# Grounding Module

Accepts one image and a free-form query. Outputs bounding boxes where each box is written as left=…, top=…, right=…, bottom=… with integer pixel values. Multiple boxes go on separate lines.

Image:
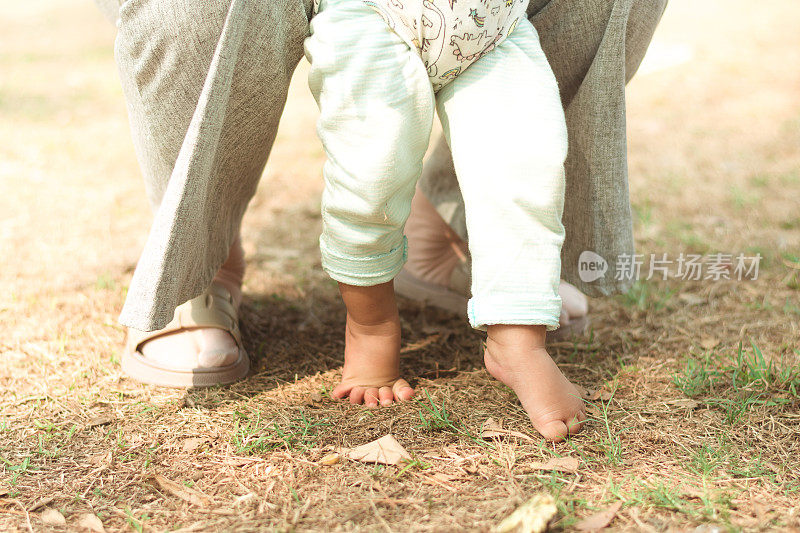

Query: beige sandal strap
left=127, top=282, right=242, bottom=352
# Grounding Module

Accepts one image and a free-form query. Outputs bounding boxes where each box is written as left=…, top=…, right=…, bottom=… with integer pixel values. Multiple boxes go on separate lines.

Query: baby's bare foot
left=332, top=312, right=414, bottom=407
left=484, top=325, right=585, bottom=441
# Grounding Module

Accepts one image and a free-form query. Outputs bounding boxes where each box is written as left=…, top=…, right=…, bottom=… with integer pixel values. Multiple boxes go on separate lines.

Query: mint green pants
left=305, top=0, right=567, bottom=330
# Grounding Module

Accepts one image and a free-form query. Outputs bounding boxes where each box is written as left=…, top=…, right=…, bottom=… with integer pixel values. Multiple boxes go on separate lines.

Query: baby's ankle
left=339, top=281, right=400, bottom=327
left=486, top=324, right=547, bottom=350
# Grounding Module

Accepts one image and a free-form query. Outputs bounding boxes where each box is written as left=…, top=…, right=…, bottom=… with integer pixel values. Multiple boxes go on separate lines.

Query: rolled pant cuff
left=320, top=235, right=408, bottom=286
left=468, top=294, right=562, bottom=331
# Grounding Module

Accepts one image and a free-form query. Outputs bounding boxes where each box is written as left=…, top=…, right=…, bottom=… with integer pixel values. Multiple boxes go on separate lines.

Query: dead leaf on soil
left=529, top=456, right=580, bottom=474
left=85, top=416, right=114, bottom=428
left=494, top=493, right=557, bottom=533
left=153, top=474, right=211, bottom=508
left=585, top=405, right=602, bottom=418
left=340, top=434, right=411, bottom=465
left=574, top=501, right=623, bottom=531
left=77, top=512, right=106, bottom=532
left=318, top=452, right=341, bottom=466
left=583, top=388, right=613, bottom=402
left=28, top=496, right=55, bottom=511
left=182, top=437, right=206, bottom=452
left=41, top=507, right=66, bottom=526
left=668, top=398, right=700, bottom=409
left=89, top=451, right=113, bottom=466
left=306, top=391, right=324, bottom=405
left=480, top=418, right=536, bottom=442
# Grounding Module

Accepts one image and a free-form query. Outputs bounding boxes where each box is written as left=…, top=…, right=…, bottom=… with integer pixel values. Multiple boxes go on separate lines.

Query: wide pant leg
left=418, top=0, right=668, bottom=297
left=436, top=19, right=567, bottom=330
left=112, top=0, right=311, bottom=331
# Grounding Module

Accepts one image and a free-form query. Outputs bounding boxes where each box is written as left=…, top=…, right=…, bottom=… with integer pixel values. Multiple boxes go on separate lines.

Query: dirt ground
left=1, top=0, right=799, bottom=531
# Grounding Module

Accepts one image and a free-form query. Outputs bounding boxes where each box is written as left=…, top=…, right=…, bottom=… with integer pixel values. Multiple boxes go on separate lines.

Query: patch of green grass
left=587, top=396, right=626, bottom=466
left=124, top=507, right=149, bottom=533
left=619, top=280, right=677, bottom=312
left=779, top=217, right=800, bottom=230
left=777, top=169, right=800, bottom=185
left=95, top=272, right=116, bottom=291
left=729, top=185, right=762, bottom=209
left=415, top=390, right=473, bottom=438
left=609, top=478, right=738, bottom=525
left=782, top=299, right=800, bottom=315
left=632, top=199, right=654, bottom=229
left=395, top=457, right=431, bottom=479
left=749, top=174, right=770, bottom=188
left=664, top=221, right=711, bottom=254
left=678, top=434, right=766, bottom=482
left=232, top=409, right=331, bottom=455
left=0, top=455, right=35, bottom=486
left=672, top=341, right=800, bottom=423
left=688, top=442, right=727, bottom=478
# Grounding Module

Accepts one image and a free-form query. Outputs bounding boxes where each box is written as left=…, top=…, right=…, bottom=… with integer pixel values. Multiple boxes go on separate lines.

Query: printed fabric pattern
left=314, top=0, right=529, bottom=91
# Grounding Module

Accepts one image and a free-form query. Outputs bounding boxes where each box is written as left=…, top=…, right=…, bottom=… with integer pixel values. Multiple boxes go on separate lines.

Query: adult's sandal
left=122, top=282, right=249, bottom=387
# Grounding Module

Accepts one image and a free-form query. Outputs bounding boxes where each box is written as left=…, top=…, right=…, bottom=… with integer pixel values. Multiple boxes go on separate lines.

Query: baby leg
left=436, top=19, right=585, bottom=440
left=305, top=0, right=435, bottom=405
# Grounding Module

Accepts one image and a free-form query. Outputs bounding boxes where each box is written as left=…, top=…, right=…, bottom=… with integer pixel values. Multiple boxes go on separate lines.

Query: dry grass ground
left=1, top=0, right=799, bottom=531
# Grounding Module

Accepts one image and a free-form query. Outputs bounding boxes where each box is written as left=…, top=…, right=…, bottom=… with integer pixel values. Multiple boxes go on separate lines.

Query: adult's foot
left=136, top=236, right=245, bottom=370
left=402, top=188, right=590, bottom=329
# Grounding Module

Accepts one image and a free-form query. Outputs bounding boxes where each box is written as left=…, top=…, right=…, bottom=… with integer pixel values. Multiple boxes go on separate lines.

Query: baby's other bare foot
left=484, top=325, right=585, bottom=441
left=332, top=283, right=415, bottom=407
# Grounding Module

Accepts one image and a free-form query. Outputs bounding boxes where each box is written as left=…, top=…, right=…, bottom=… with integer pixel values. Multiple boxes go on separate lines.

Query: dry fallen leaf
left=308, top=391, right=324, bottom=404
left=41, top=507, right=66, bottom=526
left=494, top=493, right=557, bottom=533
left=668, top=398, right=700, bottom=409
left=85, top=416, right=114, bottom=428
left=28, top=496, right=55, bottom=512
left=574, top=384, right=590, bottom=399
left=585, top=405, right=602, bottom=418
left=318, top=452, right=341, bottom=466
left=480, top=418, right=536, bottom=442
left=153, top=474, right=211, bottom=508
left=574, top=501, right=623, bottom=531
left=341, top=434, right=411, bottom=465
left=88, top=451, right=113, bottom=466
left=529, top=456, right=580, bottom=474
left=182, top=437, right=206, bottom=452
left=77, top=512, right=106, bottom=532
left=584, top=388, right=613, bottom=401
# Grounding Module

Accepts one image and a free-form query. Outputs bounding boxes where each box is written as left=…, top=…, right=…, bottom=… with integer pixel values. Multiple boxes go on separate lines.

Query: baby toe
left=348, top=386, right=366, bottom=404
left=378, top=387, right=394, bottom=406
left=537, top=419, right=571, bottom=442
left=392, top=379, right=415, bottom=401
left=364, top=388, right=380, bottom=407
